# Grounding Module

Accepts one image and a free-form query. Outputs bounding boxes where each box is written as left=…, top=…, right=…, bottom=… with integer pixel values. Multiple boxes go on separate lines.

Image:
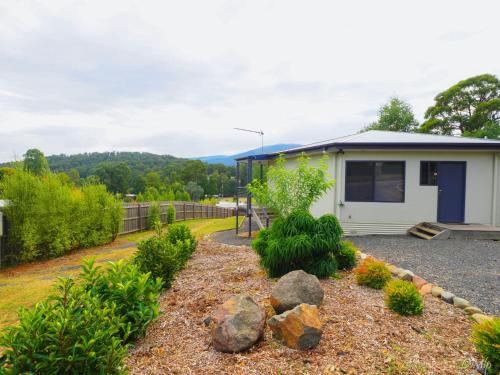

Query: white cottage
left=236, top=131, right=500, bottom=236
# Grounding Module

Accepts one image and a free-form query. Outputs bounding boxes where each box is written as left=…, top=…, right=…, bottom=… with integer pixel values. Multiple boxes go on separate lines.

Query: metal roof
left=235, top=130, right=500, bottom=161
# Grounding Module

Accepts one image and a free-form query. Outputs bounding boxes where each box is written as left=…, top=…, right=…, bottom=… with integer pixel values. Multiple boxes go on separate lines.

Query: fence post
left=183, top=202, right=186, bottom=220
left=137, top=203, right=142, bottom=231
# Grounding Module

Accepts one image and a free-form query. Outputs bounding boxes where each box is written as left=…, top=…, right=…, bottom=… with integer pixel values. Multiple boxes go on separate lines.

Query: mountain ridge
left=193, top=143, right=301, bottom=165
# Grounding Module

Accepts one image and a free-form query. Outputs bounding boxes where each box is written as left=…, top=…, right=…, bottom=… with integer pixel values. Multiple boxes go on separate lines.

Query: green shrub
left=252, top=228, right=270, bottom=258
left=147, top=201, right=161, bottom=229
left=252, top=210, right=341, bottom=278
left=80, top=259, right=162, bottom=341
left=134, top=225, right=197, bottom=287
left=134, top=235, right=180, bottom=288
left=335, top=241, right=358, bottom=270
left=384, top=279, right=424, bottom=316
left=167, top=203, right=176, bottom=224
left=354, top=257, right=392, bottom=289
left=472, top=317, right=500, bottom=375
left=0, top=278, right=128, bottom=374
left=167, top=224, right=197, bottom=250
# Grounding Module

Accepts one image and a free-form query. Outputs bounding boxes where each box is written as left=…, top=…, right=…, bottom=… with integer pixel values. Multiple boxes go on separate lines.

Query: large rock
left=440, top=291, right=455, bottom=304
left=211, top=294, right=265, bottom=353
left=270, top=270, right=324, bottom=314
left=453, top=297, right=471, bottom=309
left=267, top=303, right=322, bottom=350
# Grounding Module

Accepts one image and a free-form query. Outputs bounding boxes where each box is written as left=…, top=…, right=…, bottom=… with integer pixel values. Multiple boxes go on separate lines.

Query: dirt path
left=126, top=239, right=479, bottom=375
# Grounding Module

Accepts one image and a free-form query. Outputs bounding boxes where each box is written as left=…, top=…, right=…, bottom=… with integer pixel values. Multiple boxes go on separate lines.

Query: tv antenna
left=234, top=128, right=264, bottom=154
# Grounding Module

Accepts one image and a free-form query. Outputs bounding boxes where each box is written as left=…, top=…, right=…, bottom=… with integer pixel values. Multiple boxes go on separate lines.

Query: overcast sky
left=1, top=0, right=499, bottom=162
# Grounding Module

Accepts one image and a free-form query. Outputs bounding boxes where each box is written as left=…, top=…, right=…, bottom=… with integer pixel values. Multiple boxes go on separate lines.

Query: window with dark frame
left=420, top=161, right=438, bottom=186
left=345, top=161, right=405, bottom=202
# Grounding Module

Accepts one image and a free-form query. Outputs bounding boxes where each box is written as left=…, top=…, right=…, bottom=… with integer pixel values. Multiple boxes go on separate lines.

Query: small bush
left=252, top=210, right=340, bottom=278
left=134, top=235, right=180, bottom=288
left=384, top=279, right=424, bottom=316
left=147, top=201, right=161, bottom=229
left=167, top=203, right=176, bottom=224
left=135, top=224, right=197, bottom=287
left=471, top=317, right=500, bottom=375
left=335, top=241, right=358, bottom=270
left=252, top=228, right=270, bottom=258
left=0, top=278, right=128, bottom=374
left=354, top=257, right=392, bottom=289
left=167, top=224, right=197, bottom=250
left=80, top=259, right=162, bottom=341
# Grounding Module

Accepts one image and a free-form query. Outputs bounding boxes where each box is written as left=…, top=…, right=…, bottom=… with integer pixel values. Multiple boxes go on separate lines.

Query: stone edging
left=358, top=252, right=496, bottom=324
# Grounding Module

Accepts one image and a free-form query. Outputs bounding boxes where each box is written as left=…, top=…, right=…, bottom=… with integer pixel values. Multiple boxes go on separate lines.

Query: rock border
left=358, top=252, right=496, bottom=324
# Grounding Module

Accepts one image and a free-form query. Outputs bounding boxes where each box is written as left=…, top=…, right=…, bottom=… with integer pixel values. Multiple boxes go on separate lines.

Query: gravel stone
left=348, top=235, right=500, bottom=315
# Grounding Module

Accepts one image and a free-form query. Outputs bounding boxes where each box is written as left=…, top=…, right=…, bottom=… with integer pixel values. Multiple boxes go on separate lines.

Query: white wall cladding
left=286, top=150, right=500, bottom=234
left=341, top=222, right=413, bottom=236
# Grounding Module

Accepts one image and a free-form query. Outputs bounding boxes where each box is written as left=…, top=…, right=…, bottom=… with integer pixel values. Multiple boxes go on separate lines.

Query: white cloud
left=0, top=0, right=499, bottom=161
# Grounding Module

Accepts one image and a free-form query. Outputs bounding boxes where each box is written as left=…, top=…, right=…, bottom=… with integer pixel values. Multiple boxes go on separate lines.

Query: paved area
left=212, top=216, right=258, bottom=246
left=349, top=235, right=500, bottom=315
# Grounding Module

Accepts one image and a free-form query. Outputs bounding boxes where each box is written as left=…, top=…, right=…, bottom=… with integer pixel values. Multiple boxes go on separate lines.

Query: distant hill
left=46, top=152, right=185, bottom=178
left=193, top=144, right=301, bottom=166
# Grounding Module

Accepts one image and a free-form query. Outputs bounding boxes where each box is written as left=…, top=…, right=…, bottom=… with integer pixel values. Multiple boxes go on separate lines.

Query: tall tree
left=185, top=181, right=204, bottom=201
left=94, top=162, right=131, bottom=194
left=363, top=97, right=419, bottom=133
left=181, top=160, right=207, bottom=186
left=23, top=149, right=49, bottom=176
left=144, top=171, right=162, bottom=190
left=420, top=74, right=500, bottom=137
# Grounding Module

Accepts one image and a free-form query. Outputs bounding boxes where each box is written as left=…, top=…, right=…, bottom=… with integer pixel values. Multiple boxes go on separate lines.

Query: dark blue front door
left=437, top=162, right=466, bottom=223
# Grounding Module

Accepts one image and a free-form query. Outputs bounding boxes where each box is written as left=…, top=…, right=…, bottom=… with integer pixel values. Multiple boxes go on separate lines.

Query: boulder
left=268, top=303, right=322, bottom=350
left=453, top=297, right=471, bottom=309
left=440, top=291, right=455, bottom=304
left=398, top=270, right=414, bottom=281
left=464, top=306, right=483, bottom=315
left=211, top=294, right=265, bottom=353
left=419, top=283, right=433, bottom=295
left=270, top=270, right=324, bottom=314
left=412, top=275, right=428, bottom=289
left=431, top=286, right=444, bottom=297
left=386, top=264, right=403, bottom=276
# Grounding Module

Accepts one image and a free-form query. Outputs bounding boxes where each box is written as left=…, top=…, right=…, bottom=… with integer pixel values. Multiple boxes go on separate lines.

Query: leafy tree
left=363, top=97, right=418, bottom=133
left=68, top=168, right=80, bottom=185
left=185, top=181, right=204, bottom=201
left=420, top=74, right=500, bottom=137
left=94, top=162, right=131, bottom=194
left=23, top=149, right=49, bottom=176
left=145, top=171, right=162, bottom=190
left=130, top=174, right=146, bottom=194
left=181, top=160, right=207, bottom=185
left=248, top=153, right=334, bottom=217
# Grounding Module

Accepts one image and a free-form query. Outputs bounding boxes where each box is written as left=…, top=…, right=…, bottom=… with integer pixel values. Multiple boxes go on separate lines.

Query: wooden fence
left=120, top=201, right=235, bottom=235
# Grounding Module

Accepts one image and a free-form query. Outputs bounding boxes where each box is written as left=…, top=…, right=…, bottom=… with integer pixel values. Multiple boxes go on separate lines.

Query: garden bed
left=126, top=239, right=480, bottom=374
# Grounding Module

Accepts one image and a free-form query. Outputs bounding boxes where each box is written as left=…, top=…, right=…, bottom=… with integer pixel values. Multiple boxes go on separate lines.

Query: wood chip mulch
left=125, top=239, right=480, bottom=375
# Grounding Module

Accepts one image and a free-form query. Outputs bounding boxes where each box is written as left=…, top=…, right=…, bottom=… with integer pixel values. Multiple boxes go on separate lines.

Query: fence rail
left=120, top=201, right=234, bottom=235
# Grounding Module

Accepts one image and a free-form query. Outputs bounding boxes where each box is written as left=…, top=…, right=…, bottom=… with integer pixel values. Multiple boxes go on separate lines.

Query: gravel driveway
left=348, top=235, right=500, bottom=315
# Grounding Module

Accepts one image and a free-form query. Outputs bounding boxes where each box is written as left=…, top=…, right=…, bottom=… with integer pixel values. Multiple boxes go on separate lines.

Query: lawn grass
left=0, top=216, right=242, bottom=331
